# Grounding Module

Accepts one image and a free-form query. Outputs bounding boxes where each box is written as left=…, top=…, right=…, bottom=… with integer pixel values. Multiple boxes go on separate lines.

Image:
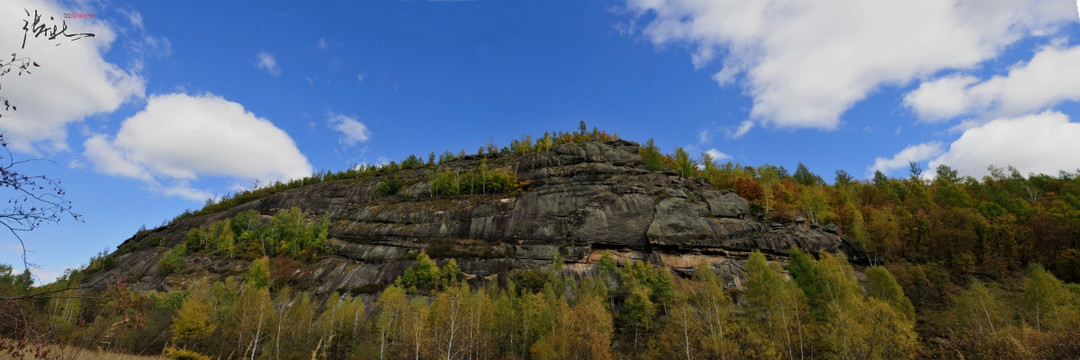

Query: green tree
left=787, top=248, right=826, bottom=320
left=245, top=256, right=270, bottom=289
left=429, top=283, right=470, bottom=360
left=793, top=163, right=825, bottom=186
left=834, top=170, right=854, bottom=187
left=799, top=185, right=830, bottom=224
left=158, top=245, right=187, bottom=275
left=400, top=252, right=442, bottom=293
left=674, top=147, right=694, bottom=177
left=640, top=138, right=667, bottom=172
left=315, top=292, right=367, bottom=359
left=866, top=266, right=915, bottom=321
left=1022, top=264, right=1080, bottom=331
left=375, top=284, right=407, bottom=359
left=376, top=175, right=404, bottom=197
left=951, top=280, right=1009, bottom=334
left=690, top=263, right=737, bottom=359
left=816, top=253, right=917, bottom=359
left=0, top=264, right=32, bottom=296
left=744, top=251, right=808, bottom=360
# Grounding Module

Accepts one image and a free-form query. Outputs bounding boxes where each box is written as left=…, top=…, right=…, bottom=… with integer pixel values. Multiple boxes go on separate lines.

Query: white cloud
left=732, top=120, right=753, bottom=138
left=114, top=8, right=171, bottom=73
left=928, top=111, right=1080, bottom=178
left=697, top=128, right=711, bottom=143
left=868, top=142, right=943, bottom=176
left=357, top=73, right=365, bottom=82
left=327, top=113, right=371, bottom=146
left=83, top=93, right=313, bottom=201
left=117, top=7, right=144, bottom=30
left=84, top=134, right=151, bottom=181
left=902, top=75, right=979, bottom=121
left=624, top=0, right=1076, bottom=130
left=2, top=243, right=23, bottom=254
left=906, top=44, right=1080, bottom=122
left=256, top=51, right=280, bottom=76
left=317, top=38, right=328, bottom=50
left=28, top=267, right=63, bottom=286
left=704, top=148, right=731, bottom=162
left=0, top=0, right=145, bottom=153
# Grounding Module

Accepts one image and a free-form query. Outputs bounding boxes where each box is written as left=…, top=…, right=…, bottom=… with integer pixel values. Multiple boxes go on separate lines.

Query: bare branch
left=0, top=52, right=82, bottom=271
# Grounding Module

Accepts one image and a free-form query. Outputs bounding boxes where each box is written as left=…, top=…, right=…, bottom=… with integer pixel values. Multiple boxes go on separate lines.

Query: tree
left=0, top=51, right=81, bottom=350
left=950, top=280, right=1008, bottom=335
left=866, top=266, right=915, bottom=321
left=793, top=163, right=824, bottom=186
left=0, top=264, right=31, bottom=296
left=834, top=170, right=854, bottom=187
left=430, top=283, right=469, bottom=360
left=744, top=251, right=808, bottom=360
left=674, top=147, right=694, bottom=177
left=640, top=138, right=667, bottom=172
left=787, top=248, right=826, bottom=320
left=1022, top=264, right=1079, bottom=331
left=690, top=263, right=736, bottom=359
left=533, top=293, right=613, bottom=360
left=815, top=253, right=917, bottom=359
left=908, top=161, right=923, bottom=180
left=171, top=287, right=217, bottom=349
left=0, top=52, right=80, bottom=269
left=375, top=284, right=408, bottom=359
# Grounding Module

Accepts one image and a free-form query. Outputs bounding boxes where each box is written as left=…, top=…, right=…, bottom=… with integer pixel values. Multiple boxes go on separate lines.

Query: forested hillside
left=3, top=125, right=1080, bottom=359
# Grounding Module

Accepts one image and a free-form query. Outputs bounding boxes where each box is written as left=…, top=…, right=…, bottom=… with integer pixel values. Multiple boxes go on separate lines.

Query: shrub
left=163, top=347, right=211, bottom=360
left=375, top=175, right=404, bottom=197
left=158, top=245, right=186, bottom=275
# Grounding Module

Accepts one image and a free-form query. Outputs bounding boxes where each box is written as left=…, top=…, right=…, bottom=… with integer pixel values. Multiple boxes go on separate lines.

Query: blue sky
left=2, top=0, right=1079, bottom=283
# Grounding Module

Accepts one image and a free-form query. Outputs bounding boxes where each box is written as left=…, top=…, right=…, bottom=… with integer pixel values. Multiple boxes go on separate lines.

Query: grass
left=1, top=342, right=166, bottom=360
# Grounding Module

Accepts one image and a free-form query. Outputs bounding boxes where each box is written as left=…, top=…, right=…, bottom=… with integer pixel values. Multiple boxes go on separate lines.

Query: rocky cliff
left=85, top=140, right=865, bottom=294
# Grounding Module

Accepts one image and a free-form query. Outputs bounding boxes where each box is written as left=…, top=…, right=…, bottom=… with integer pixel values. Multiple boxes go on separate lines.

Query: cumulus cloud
left=868, top=142, right=943, bottom=176
left=906, top=44, right=1080, bottom=122
left=256, top=51, right=280, bottom=76
left=83, top=93, right=313, bottom=200
left=624, top=0, right=1076, bottom=130
left=327, top=113, right=371, bottom=146
left=0, top=0, right=145, bottom=152
left=928, top=111, right=1080, bottom=178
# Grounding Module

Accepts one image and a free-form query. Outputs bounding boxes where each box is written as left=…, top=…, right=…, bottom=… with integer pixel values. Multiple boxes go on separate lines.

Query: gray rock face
left=91, top=140, right=865, bottom=294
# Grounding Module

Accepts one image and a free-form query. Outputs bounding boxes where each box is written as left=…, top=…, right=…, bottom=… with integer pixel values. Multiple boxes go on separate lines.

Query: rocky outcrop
left=87, top=140, right=865, bottom=294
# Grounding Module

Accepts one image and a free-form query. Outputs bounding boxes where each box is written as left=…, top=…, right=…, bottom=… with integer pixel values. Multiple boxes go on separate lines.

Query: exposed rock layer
left=88, top=140, right=865, bottom=294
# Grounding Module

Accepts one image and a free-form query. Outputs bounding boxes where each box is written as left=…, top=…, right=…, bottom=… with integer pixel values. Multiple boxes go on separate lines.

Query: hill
left=82, top=137, right=865, bottom=295
left=3, top=126, right=1080, bottom=359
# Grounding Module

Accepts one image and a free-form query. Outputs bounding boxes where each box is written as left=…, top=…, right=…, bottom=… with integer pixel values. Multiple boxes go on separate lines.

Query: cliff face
left=86, top=140, right=865, bottom=294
